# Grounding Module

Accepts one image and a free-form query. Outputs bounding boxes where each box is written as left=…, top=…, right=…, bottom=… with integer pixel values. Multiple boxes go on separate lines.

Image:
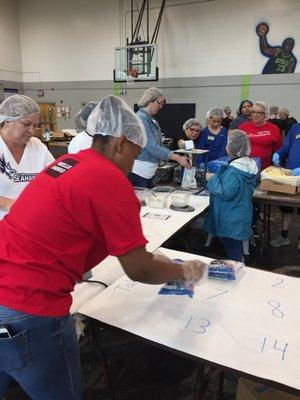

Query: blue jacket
left=277, top=123, right=300, bottom=169
left=136, top=108, right=172, bottom=163
left=204, top=158, right=258, bottom=241
left=195, top=127, right=227, bottom=164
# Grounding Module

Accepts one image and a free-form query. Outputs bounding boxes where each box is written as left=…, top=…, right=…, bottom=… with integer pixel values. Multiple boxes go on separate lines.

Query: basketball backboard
left=114, top=44, right=158, bottom=82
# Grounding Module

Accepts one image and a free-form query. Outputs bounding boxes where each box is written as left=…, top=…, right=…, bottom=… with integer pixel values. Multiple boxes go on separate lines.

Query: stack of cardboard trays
left=259, top=166, right=300, bottom=195
left=236, top=378, right=299, bottom=400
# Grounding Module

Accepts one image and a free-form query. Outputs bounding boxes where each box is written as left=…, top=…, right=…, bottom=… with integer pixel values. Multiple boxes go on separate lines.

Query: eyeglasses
left=251, top=111, right=265, bottom=115
left=188, top=127, right=200, bottom=133
left=155, top=99, right=165, bottom=106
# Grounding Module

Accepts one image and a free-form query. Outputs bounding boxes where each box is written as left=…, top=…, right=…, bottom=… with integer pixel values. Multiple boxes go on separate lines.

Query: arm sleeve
left=277, top=127, right=294, bottom=158
left=217, top=131, right=228, bottom=158
left=207, top=172, right=240, bottom=200
left=140, top=115, right=172, bottom=161
left=272, top=126, right=283, bottom=152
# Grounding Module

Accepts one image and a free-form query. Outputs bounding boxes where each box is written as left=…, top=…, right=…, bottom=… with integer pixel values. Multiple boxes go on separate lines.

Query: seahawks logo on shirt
left=0, top=154, right=36, bottom=183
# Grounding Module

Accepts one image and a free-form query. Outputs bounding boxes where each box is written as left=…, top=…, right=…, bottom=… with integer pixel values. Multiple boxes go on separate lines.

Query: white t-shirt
left=68, top=131, right=93, bottom=154
left=0, top=136, right=54, bottom=219
left=132, top=159, right=158, bottom=179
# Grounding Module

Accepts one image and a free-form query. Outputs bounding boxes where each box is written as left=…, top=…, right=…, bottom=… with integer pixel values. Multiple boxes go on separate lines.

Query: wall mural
left=256, top=22, right=297, bottom=74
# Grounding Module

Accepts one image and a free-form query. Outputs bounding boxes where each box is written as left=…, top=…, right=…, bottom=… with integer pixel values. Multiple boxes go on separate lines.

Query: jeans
left=221, top=237, right=244, bottom=262
left=128, top=172, right=153, bottom=188
left=0, top=305, right=81, bottom=400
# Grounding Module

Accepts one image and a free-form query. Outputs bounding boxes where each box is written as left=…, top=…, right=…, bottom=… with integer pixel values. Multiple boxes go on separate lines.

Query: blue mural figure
left=256, top=22, right=297, bottom=74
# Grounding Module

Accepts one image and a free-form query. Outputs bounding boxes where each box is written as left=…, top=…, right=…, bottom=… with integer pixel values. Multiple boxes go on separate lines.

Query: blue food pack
left=208, top=260, right=243, bottom=281
left=159, top=258, right=194, bottom=298
left=207, top=156, right=261, bottom=174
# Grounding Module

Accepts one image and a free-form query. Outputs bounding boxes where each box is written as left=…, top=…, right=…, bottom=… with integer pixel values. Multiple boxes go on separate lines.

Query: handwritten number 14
left=261, top=337, right=288, bottom=361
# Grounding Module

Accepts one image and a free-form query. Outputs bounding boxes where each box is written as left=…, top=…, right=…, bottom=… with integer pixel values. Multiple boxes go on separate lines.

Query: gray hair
left=0, top=94, right=40, bottom=124
left=183, top=118, right=201, bottom=130
left=253, top=101, right=267, bottom=113
left=279, top=107, right=289, bottom=116
left=269, top=105, right=279, bottom=115
left=87, top=95, right=147, bottom=148
left=138, top=87, right=165, bottom=107
left=227, top=129, right=251, bottom=158
left=75, top=101, right=98, bottom=132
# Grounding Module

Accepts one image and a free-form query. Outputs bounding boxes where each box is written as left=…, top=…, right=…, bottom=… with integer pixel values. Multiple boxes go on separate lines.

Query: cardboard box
left=236, top=378, right=300, bottom=400
left=259, top=179, right=300, bottom=195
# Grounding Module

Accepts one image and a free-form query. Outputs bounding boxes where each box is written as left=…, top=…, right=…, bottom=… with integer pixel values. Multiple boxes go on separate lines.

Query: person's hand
left=182, top=259, right=208, bottom=284
left=291, top=167, right=300, bottom=176
left=178, top=156, right=192, bottom=169
left=206, top=172, right=214, bottom=181
left=177, top=139, right=185, bottom=149
left=272, top=153, right=280, bottom=166
left=256, top=22, right=269, bottom=37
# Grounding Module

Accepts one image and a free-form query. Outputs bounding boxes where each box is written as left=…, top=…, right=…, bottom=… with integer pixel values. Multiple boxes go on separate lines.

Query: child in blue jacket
left=204, top=130, right=258, bottom=261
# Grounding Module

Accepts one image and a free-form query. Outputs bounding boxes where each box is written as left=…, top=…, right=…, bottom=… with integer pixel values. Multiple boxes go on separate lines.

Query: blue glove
left=272, top=153, right=280, bottom=166
left=291, top=167, right=300, bottom=176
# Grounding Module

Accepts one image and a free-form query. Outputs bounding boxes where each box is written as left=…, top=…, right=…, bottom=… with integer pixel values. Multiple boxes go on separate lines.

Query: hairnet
left=238, top=100, right=253, bottom=114
left=183, top=118, right=201, bottom=130
left=75, top=102, right=98, bottom=132
left=227, top=129, right=251, bottom=158
left=86, top=95, right=147, bottom=148
left=207, top=107, right=224, bottom=119
left=269, top=106, right=278, bottom=115
left=0, top=94, right=40, bottom=124
left=138, top=87, right=165, bottom=107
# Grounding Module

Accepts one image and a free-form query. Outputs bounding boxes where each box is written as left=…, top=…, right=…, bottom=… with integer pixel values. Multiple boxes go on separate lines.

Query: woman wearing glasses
left=239, top=101, right=282, bottom=170
left=176, top=118, right=201, bottom=149
left=128, top=87, right=190, bottom=188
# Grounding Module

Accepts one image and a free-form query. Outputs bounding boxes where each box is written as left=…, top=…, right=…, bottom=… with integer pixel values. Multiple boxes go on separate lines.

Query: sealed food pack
left=159, top=280, right=195, bottom=298
left=208, top=259, right=244, bottom=281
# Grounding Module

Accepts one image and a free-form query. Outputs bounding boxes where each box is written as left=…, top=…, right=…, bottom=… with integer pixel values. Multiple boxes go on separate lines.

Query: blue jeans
left=0, top=305, right=81, bottom=400
left=128, top=172, right=153, bottom=188
left=221, top=237, right=244, bottom=262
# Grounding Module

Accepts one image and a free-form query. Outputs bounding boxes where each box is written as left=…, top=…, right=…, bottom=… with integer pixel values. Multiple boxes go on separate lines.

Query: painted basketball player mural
left=256, top=22, right=297, bottom=74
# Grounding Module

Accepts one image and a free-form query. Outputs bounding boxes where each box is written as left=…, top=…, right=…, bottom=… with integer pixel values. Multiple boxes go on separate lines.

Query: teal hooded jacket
left=204, top=157, right=258, bottom=241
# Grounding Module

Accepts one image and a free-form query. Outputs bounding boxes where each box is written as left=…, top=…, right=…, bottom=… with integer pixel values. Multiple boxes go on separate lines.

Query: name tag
left=207, top=136, right=215, bottom=141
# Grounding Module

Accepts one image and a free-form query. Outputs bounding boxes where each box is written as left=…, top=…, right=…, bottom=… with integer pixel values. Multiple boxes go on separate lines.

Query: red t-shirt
left=0, top=149, right=147, bottom=316
left=239, top=121, right=282, bottom=170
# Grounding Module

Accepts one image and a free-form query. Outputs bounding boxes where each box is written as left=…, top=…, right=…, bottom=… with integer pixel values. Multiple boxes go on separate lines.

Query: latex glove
left=272, top=153, right=280, bottom=166
left=291, top=167, right=300, bottom=176
left=179, top=157, right=192, bottom=170
left=182, top=259, right=208, bottom=285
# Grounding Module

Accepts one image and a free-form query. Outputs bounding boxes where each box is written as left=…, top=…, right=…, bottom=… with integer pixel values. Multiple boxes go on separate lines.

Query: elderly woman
left=0, top=94, right=54, bottom=219
left=68, top=101, right=98, bottom=153
left=176, top=118, right=201, bottom=149
left=196, top=107, right=228, bottom=164
left=239, top=101, right=282, bottom=170
left=128, top=87, right=190, bottom=188
left=229, top=100, right=253, bottom=130
left=205, top=130, right=258, bottom=261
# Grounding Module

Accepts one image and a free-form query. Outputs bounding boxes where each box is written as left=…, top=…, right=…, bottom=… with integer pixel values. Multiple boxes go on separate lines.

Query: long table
left=71, top=195, right=210, bottom=313
left=77, top=247, right=300, bottom=394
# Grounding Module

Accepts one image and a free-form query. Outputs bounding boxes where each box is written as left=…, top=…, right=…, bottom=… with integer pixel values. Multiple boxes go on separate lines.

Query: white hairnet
left=227, top=129, right=251, bottom=158
left=183, top=118, right=201, bottom=130
left=86, top=95, right=147, bottom=148
left=75, top=101, right=98, bottom=132
left=138, top=87, right=165, bottom=107
left=207, top=107, right=225, bottom=119
left=0, top=94, right=40, bottom=124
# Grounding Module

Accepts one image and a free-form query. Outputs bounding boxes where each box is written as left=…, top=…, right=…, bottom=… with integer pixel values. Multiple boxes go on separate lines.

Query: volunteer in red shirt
left=239, top=101, right=282, bottom=170
left=0, top=95, right=207, bottom=400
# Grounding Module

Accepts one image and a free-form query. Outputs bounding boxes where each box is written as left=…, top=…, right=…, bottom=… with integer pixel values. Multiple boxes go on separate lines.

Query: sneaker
left=270, top=236, right=290, bottom=248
